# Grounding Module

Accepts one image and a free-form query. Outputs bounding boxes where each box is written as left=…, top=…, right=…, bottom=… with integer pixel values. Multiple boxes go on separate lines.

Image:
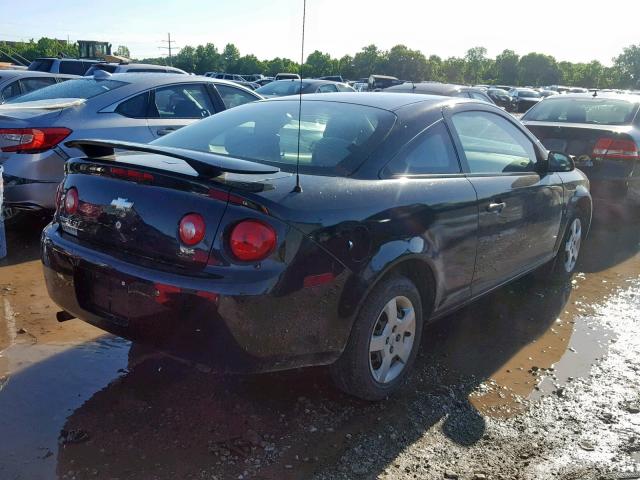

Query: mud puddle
left=0, top=217, right=638, bottom=479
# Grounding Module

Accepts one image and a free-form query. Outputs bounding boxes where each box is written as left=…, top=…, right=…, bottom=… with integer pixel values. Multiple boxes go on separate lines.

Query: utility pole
left=159, top=33, right=177, bottom=66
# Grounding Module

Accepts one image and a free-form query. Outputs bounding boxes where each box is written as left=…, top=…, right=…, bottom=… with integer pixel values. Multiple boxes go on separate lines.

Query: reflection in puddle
left=0, top=337, right=129, bottom=480
left=468, top=227, right=640, bottom=418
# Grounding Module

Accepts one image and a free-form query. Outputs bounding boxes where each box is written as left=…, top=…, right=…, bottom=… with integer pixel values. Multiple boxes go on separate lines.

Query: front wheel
left=330, top=276, right=423, bottom=401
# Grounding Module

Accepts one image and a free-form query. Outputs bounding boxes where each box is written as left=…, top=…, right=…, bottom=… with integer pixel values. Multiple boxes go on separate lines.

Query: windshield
left=523, top=98, right=639, bottom=125
left=152, top=99, right=396, bottom=176
left=6, top=78, right=126, bottom=104
left=518, top=90, right=540, bottom=98
left=255, top=81, right=305, bottom=97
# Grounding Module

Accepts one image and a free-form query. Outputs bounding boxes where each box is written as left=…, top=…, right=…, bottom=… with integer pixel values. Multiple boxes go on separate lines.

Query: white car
left=85, top=63, right=187, bottom=76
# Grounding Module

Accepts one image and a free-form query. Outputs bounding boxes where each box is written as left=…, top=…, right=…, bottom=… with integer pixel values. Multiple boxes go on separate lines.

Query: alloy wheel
left=564, top=218, right=582, bottom=273
left=369, top=295, right=416, bottom=384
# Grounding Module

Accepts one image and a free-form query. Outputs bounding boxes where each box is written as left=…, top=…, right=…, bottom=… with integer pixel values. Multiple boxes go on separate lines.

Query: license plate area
left=75, top=267, right=130, bottom=326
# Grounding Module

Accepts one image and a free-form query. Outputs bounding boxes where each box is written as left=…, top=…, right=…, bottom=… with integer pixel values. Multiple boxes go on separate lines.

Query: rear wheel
left=330, top=276, right=423, bottom=401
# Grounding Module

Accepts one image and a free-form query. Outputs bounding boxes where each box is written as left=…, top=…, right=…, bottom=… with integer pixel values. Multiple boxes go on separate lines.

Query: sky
left=0, top=0, right=638, bottom=66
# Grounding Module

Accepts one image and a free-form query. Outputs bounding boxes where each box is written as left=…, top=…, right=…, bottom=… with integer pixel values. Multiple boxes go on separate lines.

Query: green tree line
left=147, top=43, right=640, bottom=89
left=3, top=37, right=640, bottom=88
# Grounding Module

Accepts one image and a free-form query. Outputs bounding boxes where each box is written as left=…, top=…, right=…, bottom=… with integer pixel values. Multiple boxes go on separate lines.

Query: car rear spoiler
left=65, top=139, right=280, bottom=177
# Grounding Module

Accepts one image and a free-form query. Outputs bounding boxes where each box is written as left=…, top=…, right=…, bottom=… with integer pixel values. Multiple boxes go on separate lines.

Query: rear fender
left=338, top=241, right=440, bottom=325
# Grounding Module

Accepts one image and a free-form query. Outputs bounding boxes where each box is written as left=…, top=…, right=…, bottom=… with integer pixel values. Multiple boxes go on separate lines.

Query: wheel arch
left=339, top=253, right=438, bottom=326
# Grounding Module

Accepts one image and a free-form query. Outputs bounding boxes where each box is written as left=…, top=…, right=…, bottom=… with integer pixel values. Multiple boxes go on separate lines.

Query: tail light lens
left=0, top=128, right=72, bottom=154
left=592, top=137, right=639, bottom=160
left=63, top=187, right=79, bottom=215
left=229, top=220, right=277, bottom=262
left=179, top=213, right=206, bottom=246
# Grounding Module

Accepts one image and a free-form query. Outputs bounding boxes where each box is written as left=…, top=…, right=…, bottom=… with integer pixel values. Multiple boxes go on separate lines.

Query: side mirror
left=546, top=151, right=575, bottom=172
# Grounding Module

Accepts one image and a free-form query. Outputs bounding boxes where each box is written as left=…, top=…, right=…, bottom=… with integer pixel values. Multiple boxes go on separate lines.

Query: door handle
left=486, top=201, right=506, bottom=213
left=156, top=127, right=179, bottom=136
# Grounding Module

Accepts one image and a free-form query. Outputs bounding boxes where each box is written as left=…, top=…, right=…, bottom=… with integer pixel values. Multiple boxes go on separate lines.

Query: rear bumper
left=2, top=178, right=58, bottom=211
left=41, top=223, right=352, bottom=373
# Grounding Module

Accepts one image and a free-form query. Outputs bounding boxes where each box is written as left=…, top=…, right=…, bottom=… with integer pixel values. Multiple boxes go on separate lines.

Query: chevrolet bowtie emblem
left=110, top=198, right=133, bottom=210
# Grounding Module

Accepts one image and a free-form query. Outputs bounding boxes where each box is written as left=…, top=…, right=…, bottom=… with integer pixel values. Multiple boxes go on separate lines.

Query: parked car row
left=2, top=59, right=638, bottom=401
left=0, top=73, right=262, bottom=222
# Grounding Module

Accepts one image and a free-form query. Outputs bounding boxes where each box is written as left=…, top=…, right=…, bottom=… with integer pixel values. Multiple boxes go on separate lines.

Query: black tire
left=330, top=276, right=423, bottom=401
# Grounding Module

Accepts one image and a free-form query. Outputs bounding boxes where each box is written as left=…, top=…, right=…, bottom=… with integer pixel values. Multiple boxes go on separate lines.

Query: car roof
left=95, top=62, right=177, bottom=69
left=34, top=57, right=95, bottom=62
left=0, top=69, right=74, bottom=78
left=541, top=92, right=640, bottom=103
left=97, top=72, right=238, bottom=86
left=266, top=92, right=468, bottom=111
left=384, top=82, right=465, bottom=95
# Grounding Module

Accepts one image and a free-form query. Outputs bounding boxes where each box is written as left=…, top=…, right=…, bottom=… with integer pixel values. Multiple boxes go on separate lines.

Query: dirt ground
left=0, top=215, right=639, bottom=480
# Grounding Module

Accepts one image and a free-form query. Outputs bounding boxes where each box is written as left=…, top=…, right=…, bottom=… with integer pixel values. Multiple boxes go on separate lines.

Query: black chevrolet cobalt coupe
left=41, top=93, right=592, bottom=400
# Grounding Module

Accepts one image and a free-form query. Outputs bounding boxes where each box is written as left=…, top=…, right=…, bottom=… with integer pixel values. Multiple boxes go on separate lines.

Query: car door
left=146, top=83, right=218, bottom=139
left=380, top=120, right=478, bottom=312
left=446, top=106, right=563, bottom=295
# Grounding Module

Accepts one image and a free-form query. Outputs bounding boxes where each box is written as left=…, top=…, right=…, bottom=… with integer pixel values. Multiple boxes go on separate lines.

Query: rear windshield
left=523, top=98, right=640, bottom=125
left=255, top=81, right=306, bottom=97
left=6, top=78, right=126, bottom=104
left=152, top=100, right=396, bottom=176
left=28, top=59, right=54, bottom=72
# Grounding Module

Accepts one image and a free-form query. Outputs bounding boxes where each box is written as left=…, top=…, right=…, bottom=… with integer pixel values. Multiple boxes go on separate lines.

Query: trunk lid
left=59, top=156, right=233, bottom=272
left=524, top=121, right=637, bottom=177
left=0, top=98, right=82, bottom=124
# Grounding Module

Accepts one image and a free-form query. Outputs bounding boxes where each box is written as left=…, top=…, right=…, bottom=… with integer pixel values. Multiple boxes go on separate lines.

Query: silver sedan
left=0, top=73, right=261, bottom=222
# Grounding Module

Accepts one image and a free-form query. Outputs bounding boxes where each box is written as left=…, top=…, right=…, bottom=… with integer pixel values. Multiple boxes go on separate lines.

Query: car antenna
left=292, top=0, right=306, bottom=193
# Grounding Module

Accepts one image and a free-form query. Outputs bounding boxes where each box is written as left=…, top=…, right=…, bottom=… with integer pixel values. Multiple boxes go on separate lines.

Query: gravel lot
left=0, top=217, right=639, bottom=480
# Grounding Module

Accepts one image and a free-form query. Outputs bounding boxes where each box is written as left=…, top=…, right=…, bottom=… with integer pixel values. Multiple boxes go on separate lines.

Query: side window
left=151, top=84, right=214, bottom=118
left=20, top=77, right=56, bottom=94
left=384, top=121, right=460, bottom=176
left=1, top=81, right=22, bottom=102
left=59, top=61, right=87, bottom=75
left=215, top=84, right=257, bottom=109
left=115, top=92, right=150, bottom=118
left=317, top=84, right=338, bottom=93
left=451, top=111, right=537, bottom=174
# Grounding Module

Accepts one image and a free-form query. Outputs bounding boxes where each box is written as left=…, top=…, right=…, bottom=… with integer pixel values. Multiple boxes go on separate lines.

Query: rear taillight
left=63, top=187, right=79, bottom=215
left=0, top=128, right=71, bottom=154
left=179, top=213, right=206, bottom=246
left=229, top=220, right=277, bottom=262
left=592, top=137, right=639, bottom=160
left=109, top=167, right=154, bottom=183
